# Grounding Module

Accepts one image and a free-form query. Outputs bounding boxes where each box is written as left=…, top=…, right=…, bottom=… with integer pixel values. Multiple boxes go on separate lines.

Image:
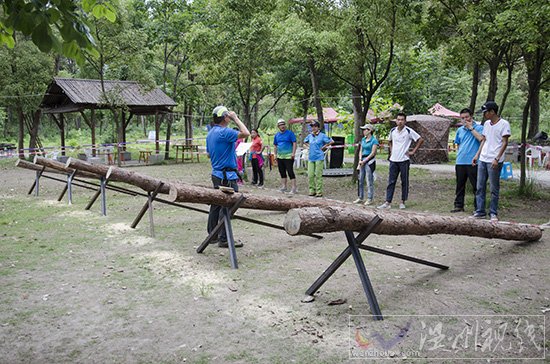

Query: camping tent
left=428, top=103, right=460, bottom=118
left=394, top=114, right=451, bottom=164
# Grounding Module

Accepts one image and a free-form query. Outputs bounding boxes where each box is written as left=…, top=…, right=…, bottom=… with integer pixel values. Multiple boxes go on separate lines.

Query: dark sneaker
left=257, top=183, right=264, bottom=187
left=315, top=193, right=323, bottom=198
left=218, top=240, right=244, bottom=248
left=490, top=214, right=499, bottom=222
left=470, top=212, right=486, bottom=219
left=450, top=207, right=464, bottom=213
left=308, top=192, right=316, bottom=196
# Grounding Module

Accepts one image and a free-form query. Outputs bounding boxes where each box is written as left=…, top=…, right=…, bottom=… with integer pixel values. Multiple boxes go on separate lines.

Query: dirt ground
left=0, top=159, right=548, bottom=363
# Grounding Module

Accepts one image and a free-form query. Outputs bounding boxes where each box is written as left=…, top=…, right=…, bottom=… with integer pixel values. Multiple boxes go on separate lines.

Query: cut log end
left=106, top=166, right=113, bottom=180
left=168, top=184, right=179, bottom=202
left=284, top=209, right=303, bottom=236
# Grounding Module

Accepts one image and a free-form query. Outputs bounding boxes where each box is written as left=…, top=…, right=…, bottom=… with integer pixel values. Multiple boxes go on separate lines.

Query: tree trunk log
left=16, top=159, right=66, bottom=176
left=168, top=182, right=337, bottom=211
left=33, top=157, right=103, bottom=179
left=65, top=158, right=171, bottom=194
left=284, top=206, right=542, bottom=242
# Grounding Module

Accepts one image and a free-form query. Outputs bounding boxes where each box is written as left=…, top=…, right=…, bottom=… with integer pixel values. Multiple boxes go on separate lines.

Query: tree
left=0, top=36, right=53, bottom=158
left=0, top=0, right=116, bottom=63
left=329, top=0, right=403, bottom=177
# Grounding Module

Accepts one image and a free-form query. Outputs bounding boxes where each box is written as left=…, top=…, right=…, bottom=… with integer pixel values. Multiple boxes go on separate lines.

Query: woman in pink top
left=249, top=129, right=265, bottom=187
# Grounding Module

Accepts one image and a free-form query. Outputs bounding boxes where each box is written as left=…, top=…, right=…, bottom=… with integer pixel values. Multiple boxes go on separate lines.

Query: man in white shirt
left=378, top=113, right=423, bottom=209
left=472, top=101, right=511, bottom=221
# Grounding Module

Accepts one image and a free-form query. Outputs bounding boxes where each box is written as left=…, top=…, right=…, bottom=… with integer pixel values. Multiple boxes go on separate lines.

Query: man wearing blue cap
left=206, top=106, right=250, bottom=247
left=472, top=101, right=511, bottom=222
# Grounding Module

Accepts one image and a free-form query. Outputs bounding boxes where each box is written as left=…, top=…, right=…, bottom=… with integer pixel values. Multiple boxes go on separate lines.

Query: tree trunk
left=33, top=157, right=105, bottom=179
left=469, top=61, right=480, bottom=112
left=486, top=61, right=498, bottom=101
left=65, top=158, right=170, bottom=194
left=524, top=48, right=543, bottom=139
left=308, top=56, right=324, bottom=129
left=17, top=107, right=24, bottom=159
left=519, top=93, right=530, bottom=192
left=16, top=158, right=67, bottom=176
left=164, top=114, right=172, bottom=160
left=284, top=206, right=542, bottom=242
left=28, top=110, right=42, bottom=155
left=155, top=112, right=161, bottom=154
left=59, top=114, right=66, bottom=156
left=528, top=86, right=540, bottom=139
left=499, top=64, right=513, bottom=115
left=351, top=87, right=365, bottom=182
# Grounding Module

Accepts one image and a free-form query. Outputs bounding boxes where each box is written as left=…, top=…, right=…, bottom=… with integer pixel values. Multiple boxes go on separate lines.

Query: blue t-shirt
left=361, top=136, right=379, bottom=158
left=273, top=129, right=297, bottom=159
left=206, top=125, right=239, bottom=180
left=304, top=132, right=333, bottom=162
left=454, top=123, right=483, bottom=165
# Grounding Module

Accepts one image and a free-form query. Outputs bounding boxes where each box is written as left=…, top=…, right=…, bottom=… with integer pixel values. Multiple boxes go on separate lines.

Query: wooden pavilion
left=40, top=77, right=177, bottom=161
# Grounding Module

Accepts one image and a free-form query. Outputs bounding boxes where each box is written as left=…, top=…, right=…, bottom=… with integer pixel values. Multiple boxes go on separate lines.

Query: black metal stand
left=196, top=195, right=246, bottom=269
left=57, top=170, right=77, bottom=204
left=306, top=216, right=449, bottom=321
left=130, top=182, right=164, bottom=237
left=28, top=166, right=46, bottom=196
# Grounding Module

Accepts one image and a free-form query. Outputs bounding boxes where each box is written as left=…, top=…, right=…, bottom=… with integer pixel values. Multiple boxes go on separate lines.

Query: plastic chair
left=500, top=162, right=513, bottom=180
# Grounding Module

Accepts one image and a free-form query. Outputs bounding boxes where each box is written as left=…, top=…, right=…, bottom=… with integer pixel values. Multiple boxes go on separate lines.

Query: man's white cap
left=277, top=119, right=286, bottom=125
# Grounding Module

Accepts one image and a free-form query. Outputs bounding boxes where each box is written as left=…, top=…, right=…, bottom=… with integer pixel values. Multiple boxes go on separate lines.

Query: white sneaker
left=353, top=198, right=364, bottom=204
left=378, top=202, right=391, bottom=209
left=399, top=203, right=406, bottom=209
left=289, top=189, right=297, bottom=195
left=365, top=199, right=373, bottom=206
left=490, top=214, right=499, bottom=222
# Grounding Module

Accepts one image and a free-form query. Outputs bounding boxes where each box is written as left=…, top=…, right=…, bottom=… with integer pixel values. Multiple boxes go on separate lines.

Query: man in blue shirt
left=452, top=108, right=483, bottom=213
left=206, top=106, right=250, bottom=247
left=304, top=120, right=334, bottom=197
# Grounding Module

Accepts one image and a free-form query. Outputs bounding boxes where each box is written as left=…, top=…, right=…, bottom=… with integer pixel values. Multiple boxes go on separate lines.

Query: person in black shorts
left=273, top=119, right=297, bottom=194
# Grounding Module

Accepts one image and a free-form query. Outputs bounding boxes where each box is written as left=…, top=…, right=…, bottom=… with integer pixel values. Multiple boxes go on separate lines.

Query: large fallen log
left=16, top=159, right=66, bottom=175
left=55, top=162, right=542, bottom=242
left=31, top=157, right=104, bottom=179
left=65, top=158, right=171, bottom=194
left=168, top=182, right=337, bottom=211
left=284, top=206, right=543, bottom=242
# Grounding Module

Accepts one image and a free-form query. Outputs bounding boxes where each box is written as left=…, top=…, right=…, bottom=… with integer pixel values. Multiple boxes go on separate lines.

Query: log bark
left=168, top=182, right=337, bottom=211
left=16, top=159, right=65, bottom=175
left=33, top=157, right=104, bottom=180
left=65, top=158, right=171, bottom=194
left=284, top=206, right=542, bottom=242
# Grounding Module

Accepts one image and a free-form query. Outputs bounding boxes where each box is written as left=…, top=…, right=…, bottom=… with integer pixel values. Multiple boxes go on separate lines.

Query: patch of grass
left=224, top=350, right=259, bottom=363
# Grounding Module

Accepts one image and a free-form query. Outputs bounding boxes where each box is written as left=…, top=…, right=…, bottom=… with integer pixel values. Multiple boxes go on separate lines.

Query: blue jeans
left=358, top=161, right=375, bottom=201
left=475, top=161, right=503, bottom=216
left=386, top=160, right=410, bottom=203
left=208, top=176, right=238, bottom=242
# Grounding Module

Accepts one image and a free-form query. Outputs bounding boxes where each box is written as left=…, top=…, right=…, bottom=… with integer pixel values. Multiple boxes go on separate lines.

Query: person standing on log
left=304, top=120, right=334, bottom=197
left=273, top=119, right=298, bottom=194
left=451, top=108, right=483, bottom=213
left=206, top=106, right=250, bottom=247
left=472, top=101, right=511, bottom=222
left=354, top=124, right=379, bottom=205
left=378, top=112, right=423, bottom=209
left=249, top=129, right=266, bottom=187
